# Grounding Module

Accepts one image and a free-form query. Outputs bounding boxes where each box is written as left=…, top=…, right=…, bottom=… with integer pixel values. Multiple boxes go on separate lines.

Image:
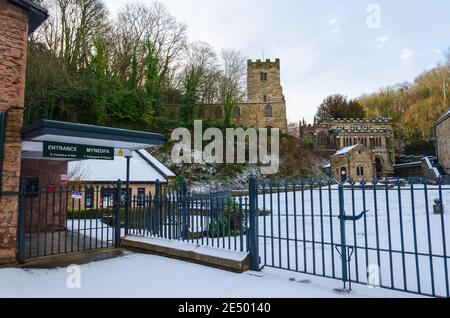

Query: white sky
left=105, top=0, right=450, bottom=123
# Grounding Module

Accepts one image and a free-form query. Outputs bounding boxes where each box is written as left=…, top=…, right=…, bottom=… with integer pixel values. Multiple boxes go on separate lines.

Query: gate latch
left=338, top=210, right=369, bottom=222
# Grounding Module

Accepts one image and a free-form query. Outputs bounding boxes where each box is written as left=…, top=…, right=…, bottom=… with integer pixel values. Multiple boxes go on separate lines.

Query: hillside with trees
left=26, top=0, right=249, bottom=134
left=359, top=56, right=449, bottom=153
left=315, top=53, right=449, bottom=154
left=26, top=0, right=323, bottom=183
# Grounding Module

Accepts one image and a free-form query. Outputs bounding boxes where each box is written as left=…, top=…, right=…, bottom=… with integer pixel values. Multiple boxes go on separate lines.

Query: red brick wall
left=21, top=160, right=68, bottom=232
left=0, top=0, right=29, bottom=264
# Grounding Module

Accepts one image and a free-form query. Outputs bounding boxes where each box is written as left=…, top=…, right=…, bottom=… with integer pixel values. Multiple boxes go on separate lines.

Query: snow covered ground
left=0, top=253, right=419, bottom=298
left=56, top=184, right=450, bottom=297
left=255, top=185, right=450, bottom=297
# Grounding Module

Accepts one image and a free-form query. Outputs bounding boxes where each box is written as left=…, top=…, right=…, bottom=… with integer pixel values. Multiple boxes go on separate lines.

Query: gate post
left=248, top=174, right=260, bottom=271
left=153, top=179, right=160, bottom=236
left=338, top=183, right=348, bottom=287
left=124, top=156, right=131, bottom=236
left=114, top=180, right=122, bottom=248
left=17, top=178, right=27, bottom=264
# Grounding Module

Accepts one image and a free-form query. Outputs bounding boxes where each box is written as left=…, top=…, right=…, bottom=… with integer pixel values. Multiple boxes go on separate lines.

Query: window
left=234, top=106, right=241, bottom=118
left=265, top=104, right=273, bottom=117
left=137, top=188, right=146, bottom=206
left=85, top=187, right=94, bottom=208
left=374, top=137, right=382, bottom=148
left=260, top=72, right=268, bottom=81
left=357, top=166, right=365, bottom=176
left=263, top=95, right=268, bottom=102
left=101, top=188, right=114, bottom=208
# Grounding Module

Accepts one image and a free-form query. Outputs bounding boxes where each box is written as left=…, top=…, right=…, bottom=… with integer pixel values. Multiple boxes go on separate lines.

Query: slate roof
left=332, top=144, right=360, bottom=157
left=7, top=0, right=48, bottom=34
left=436, top=108, right=450, bottom=126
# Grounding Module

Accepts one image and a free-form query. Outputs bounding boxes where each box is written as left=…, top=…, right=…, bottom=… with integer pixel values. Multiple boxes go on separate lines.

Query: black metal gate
left=17, top=179, right=122, bottom=262
left=256, top=177, right=450, bottom=298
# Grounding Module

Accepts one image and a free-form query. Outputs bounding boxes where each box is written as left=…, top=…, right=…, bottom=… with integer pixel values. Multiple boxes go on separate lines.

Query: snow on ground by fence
left=62, top=184, right=450, bottom=297
left=256, top=184, right=450, bottom=297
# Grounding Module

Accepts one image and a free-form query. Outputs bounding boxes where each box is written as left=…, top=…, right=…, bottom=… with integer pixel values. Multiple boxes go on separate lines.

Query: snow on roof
left=332, top=144, right=359, bottom=157
left=68, top=150, right=172, bottom=183
left=136, top=150, right=175, bottom=178
left=436, top=107, right=450, bottom=126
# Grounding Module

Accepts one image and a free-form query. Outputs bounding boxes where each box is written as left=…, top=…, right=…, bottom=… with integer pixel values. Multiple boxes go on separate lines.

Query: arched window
left=234, top=106, right=241, bottom=118
left=265, top=104, right=273, bottom=117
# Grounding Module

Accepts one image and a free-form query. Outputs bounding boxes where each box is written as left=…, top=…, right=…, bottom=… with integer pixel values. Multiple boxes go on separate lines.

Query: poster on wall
left=71, top=191, right=83, bottom=200
left=60, top=175, right=68, bottom=186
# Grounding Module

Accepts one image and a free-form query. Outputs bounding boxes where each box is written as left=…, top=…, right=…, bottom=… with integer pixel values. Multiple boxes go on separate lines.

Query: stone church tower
left=163, top=58, right=289, bottom=133
left=230, top=59, right=288, bottom=132
left=247, top=59, right=285, bottom=103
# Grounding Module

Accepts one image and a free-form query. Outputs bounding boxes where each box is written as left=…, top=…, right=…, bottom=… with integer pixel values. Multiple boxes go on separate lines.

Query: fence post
left=17, top=178, right=27, bottom=264
left=338, top=183, right=348, bottom=288
left=248, top=174, right=260, bottom=271
left=154, top=179, right=160, bottom=236
left=124, top=156, right=131, bottom=236
left=114, top=180, right=122, bottom=248
left=181, top=181, right=189, bottom=240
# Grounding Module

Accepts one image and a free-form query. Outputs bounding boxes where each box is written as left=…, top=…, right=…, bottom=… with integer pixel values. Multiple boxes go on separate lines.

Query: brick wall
left=21, top=160, right=68, bottom=232
left=0, top=0, right=29, bottom=265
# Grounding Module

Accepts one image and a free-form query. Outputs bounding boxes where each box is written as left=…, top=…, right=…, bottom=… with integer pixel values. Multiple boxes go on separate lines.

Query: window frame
left=260, top=72, right=268, bottom=81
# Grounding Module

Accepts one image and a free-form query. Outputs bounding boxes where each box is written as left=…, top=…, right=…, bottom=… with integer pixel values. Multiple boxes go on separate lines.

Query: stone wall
left=0, top=0, right=29, bottom=265
left=436, top=117, right=450, bottom=174
left=247, top=59, right=284, bottom=103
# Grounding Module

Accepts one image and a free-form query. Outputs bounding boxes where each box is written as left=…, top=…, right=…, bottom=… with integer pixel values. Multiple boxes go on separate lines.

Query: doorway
left=340, top=167, right=347, bottom=182
left=375, top=157, right=383, bottom=178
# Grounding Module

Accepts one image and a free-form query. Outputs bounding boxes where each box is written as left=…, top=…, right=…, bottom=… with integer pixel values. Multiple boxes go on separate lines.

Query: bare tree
left=218, top=49, right=246, bottom=125
left=34, top=0, right=110, bottom=72
left=68, top=161, right=92, bottom=182
left=180, top=41, right=219, bottom=120
left=110, top=2, right=188, bottom=87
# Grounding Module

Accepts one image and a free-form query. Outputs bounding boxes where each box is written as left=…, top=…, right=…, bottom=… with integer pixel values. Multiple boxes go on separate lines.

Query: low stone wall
left=122, top=236, right=249, bottom=273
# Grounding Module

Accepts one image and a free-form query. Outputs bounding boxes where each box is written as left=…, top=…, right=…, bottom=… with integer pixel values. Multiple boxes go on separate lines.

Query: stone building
left=164, top=59, right=288, bottom=133
left=435, top=108, right=450, bottom=175
left=330, top=144, right=375, bottom=182
left=0, top=0, right=48, bottom=264
left=292, top=117, right=395, bottom=179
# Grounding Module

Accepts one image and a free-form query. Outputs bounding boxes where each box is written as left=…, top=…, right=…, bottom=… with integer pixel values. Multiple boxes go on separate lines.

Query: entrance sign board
left=43, top=142, right=114, bottom=160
